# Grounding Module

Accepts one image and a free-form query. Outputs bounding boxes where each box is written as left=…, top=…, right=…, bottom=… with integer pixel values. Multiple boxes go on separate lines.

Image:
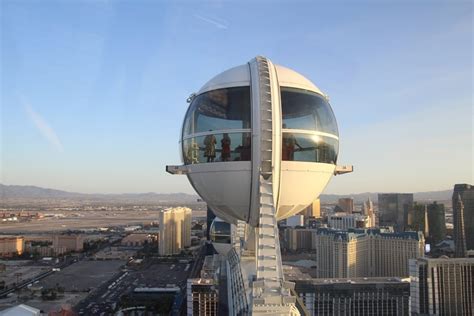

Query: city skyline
left=2, top=1, right=473, bottom=195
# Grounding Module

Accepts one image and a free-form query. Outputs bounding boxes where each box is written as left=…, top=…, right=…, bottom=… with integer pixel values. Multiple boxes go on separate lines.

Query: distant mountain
left=0, top=184, right=199, bottom=203
left=320, top=190, right=453, bottom=204
left=1, top=184, right=453, bottom=204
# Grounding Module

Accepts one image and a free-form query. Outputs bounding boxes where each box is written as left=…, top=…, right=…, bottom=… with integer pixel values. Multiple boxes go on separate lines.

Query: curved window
left=210, top=221, right=231, bottom=244
left=183, top=87, right=251, bottom=136
left=281, top=87, right=338, bottom=135
left=182, top=132, right=251, bottom=164
left=282, top=133, right=338, bottom=164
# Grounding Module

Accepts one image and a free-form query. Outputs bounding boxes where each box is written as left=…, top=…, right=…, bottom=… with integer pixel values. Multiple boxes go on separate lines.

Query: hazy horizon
left=2, top=1, right=473, bottom=195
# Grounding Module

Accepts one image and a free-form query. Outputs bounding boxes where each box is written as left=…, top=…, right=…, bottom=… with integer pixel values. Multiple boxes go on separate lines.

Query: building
left=410, top=257, right=474, bottom=315
left=338, top=198, right=354, bottom=213
left=327, top=213, right=372, bottom=230
left=52, top=234, right=83, bottom=253
left=284, top=228, right=314, bottom=251
left=300, top=199, right=321, bottom=219
left=314, top=228, right=424, bottom=278
left=187, top=254, right=221, bottom=315
left=286, top=215, right=304, bottom=228
left=363, top=197, right=376, bottom=227
left=453, top=184, right=474, bottom=254
left=0, top=236, right=24, bottom=257
left=187, top=278, right=219, bottom=316
left=285, top=266, right=410, bottom=316
left=378, top=193, right=414, bottom=231
left=159, top=207, right=192, bottom=255
left=121, top=233, right=155, bottom=247
left=427, top=202, right=446, bottom=244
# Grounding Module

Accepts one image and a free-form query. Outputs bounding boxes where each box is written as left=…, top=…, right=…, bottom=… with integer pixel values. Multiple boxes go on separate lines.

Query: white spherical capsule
left=181, top=57, right=338, bottom=226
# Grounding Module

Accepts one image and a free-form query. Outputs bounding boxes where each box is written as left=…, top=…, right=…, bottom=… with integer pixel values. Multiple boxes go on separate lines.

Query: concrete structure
left=158, top=207, right=192, bottom=255
left=284, top=266, right=410, bottom=316
left=52, top=234, right=83, bottom=253
left=167, top=56, right=353, bottom=314
left=286, top=215, right=304, bottom=228
left=453, top=183, right=473, bottom=254
left=378, top=193, right=414, bottom=231
left=409, top=257, right=474, bottom=316
left=327, top=213, right=371, bottom=230
left=0, top=236, right=24, bottom=257
left=314, top=228, right=424, bottom=278
left=338, top=198, right=354, bottom=214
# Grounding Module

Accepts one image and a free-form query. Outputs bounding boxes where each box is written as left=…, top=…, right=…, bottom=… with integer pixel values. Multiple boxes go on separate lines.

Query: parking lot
left=39, top=260, right=125, bottom=292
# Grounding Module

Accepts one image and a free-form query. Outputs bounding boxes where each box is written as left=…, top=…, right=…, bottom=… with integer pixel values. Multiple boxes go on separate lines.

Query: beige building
left=159, top=207, right=192, bottom=255
left=0, top=236, right=24, bottom=257
left=52, top=234, right=83, bottom=253
left=314, top=228, right=424, bottom=278
left=300, top=199, right=321, bottom=219
left=410, top=257, right=474, bottom=316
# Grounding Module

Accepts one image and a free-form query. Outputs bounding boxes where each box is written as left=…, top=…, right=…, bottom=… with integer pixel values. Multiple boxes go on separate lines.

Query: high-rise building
left=453, top=184, right=474, bottom=252
left=410, top=257, right=474, bottom=316
left=159, top=207, right=192, bottom=255
left=300, top=199, right=321, bottom=219
left=410, top=203, right=430, bottom=238
left=453, top=194, right=467, bottom=258
left=314, top=228, right=424, bottom=278
left=426, top=202, right=446, bottom=244
left=338, top=198, right=354, bottom=214
left=378, top=193, right=414, bottom=231
left=0, top=236, right=24, bottom=257
left=187, top=279, right=219, bottom=316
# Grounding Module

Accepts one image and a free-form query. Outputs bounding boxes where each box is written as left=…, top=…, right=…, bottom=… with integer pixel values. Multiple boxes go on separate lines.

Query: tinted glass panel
left=281, top=87, right=338, bottom=135
left=182, top=132, right=251, bottom=164
left=183, top=87, right=251, bottom=136
left=282, top=133, right=338, bottom=164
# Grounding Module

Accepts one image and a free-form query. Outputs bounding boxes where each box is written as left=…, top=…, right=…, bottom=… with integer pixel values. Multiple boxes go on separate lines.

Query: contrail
left=22, top=97, right=64, bottom=152
left=194, top=14, right=228, bottom=29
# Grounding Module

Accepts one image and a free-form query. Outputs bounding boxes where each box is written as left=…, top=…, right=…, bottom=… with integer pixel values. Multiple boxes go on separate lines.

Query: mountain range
left=0, top=184, right=453, bottom=204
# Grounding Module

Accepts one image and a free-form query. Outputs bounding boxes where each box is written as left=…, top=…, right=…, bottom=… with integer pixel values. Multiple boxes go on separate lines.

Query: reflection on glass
left=210, top=221, right=231, bottom=244
left=183, top=132, right=251, bottom=164
left=282, top=133, right=338, bottom=164
left=183, top=87, right=251, bottom=136
left=281, top=87, right=338, bottom=135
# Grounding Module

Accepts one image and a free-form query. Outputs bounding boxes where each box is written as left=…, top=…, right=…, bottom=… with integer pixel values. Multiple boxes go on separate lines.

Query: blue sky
left=1, top=1, right=472, bottom=194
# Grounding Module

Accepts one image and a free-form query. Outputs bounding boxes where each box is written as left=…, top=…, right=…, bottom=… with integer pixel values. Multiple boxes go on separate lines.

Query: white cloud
left=22, top=98, right=64, bottom=152
left=193, top=14, right=228, bottom=29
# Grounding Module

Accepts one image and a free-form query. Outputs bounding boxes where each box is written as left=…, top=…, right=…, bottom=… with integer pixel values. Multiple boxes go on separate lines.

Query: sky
left=1, top=0, right=472, bottom=195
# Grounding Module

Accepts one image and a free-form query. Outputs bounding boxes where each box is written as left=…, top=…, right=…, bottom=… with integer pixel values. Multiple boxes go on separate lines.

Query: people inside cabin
left=282, top=124, right=302, bottom=161
left=204, top=132, right=217, bottom=162
left=221, top=133, right=231, bottom=161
